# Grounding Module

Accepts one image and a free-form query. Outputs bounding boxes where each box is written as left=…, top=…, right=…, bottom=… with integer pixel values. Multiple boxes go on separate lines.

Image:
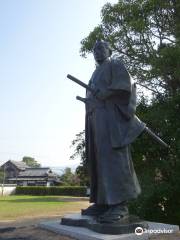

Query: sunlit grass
left=0, top=195, right=89, bottom=220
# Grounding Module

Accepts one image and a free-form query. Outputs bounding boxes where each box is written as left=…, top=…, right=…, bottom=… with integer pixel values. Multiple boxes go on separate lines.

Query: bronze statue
left=81, top=40, right=144, bottom=223
left=67, top=40, right=168, bottom=225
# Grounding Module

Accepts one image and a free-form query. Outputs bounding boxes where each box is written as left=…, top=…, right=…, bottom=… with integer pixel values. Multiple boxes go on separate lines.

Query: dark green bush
left=15, top=186, right=87, bottom=196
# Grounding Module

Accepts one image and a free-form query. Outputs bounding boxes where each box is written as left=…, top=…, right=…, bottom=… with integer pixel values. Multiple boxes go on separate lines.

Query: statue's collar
left=96, top=58, right=110, bottom=68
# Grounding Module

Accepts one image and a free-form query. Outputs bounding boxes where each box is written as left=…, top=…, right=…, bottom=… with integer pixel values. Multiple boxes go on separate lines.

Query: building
left=1, top=160, right=29, bottom=180
left=0, top=160, right=60, bottom=186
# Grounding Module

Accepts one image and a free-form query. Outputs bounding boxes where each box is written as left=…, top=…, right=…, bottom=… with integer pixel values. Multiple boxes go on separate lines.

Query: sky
left=0, top=0, right=118, bottom=169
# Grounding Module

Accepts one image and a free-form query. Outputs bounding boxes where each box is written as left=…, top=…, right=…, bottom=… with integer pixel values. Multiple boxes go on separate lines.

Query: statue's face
left=93, top=43, right=110, bottom=64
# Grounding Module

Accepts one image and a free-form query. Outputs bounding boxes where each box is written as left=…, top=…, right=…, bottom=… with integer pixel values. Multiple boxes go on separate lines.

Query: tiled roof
left=8, top=177, right=48, bottom=181
left=0, top=160, right=29, bottom=170
left=18, top=168, right=58, bottom=177
left=10, top=160, right=29, bottom=170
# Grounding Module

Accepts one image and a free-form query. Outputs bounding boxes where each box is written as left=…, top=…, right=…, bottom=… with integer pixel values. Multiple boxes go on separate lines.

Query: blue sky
left=0, top=0, right=118, bottom=168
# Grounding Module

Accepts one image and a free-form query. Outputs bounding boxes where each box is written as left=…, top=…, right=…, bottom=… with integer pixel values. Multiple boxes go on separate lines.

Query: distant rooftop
left=11, top=160, right=29, bottom=169
left=1, top=160, right=29, bottom=170
left=18, top=168, right=58, bottom=177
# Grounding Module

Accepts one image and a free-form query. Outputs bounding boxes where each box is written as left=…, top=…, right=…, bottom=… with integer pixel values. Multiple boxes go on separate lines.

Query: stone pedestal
left=39, top=213, right=179, bottom=240
left=61, top=214, right=148, bottom=235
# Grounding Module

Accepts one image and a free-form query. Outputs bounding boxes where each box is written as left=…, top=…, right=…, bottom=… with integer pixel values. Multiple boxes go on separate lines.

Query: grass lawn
left=0, top=195, right=89, bottom=221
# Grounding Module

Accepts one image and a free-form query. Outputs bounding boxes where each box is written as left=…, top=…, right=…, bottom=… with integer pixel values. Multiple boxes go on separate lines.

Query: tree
left=129, top=93, right=180, bottom=225
left=70, top=131, right=89, bottom=186
left=60, top=167, right=80, bottom=186
left=22, top=156, right=41, bottom=167
left=80, top=0, right=180, bottom=96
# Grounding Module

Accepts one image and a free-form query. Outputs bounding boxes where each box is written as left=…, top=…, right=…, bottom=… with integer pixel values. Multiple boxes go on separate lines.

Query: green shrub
left=15, top=186, right=87, bottom=196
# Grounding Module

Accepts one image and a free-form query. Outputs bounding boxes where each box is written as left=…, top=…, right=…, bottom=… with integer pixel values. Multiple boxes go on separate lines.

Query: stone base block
left=61, top=214, right=148, bottom=235
left=39, top=213, right=179, bottom=240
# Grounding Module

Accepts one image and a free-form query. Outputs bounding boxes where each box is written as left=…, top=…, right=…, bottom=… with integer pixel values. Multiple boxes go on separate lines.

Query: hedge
left=15, top=186, right=87, bottom=196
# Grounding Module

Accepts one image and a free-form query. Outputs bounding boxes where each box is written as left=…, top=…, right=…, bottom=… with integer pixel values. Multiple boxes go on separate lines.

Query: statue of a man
left=83, top=40, right=145, bottom=223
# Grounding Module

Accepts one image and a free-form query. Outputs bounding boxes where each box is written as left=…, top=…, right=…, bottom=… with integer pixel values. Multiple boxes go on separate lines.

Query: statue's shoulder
left=110, top=57, right=123, bottom=65
left=110, top=57, right=128, bottom=73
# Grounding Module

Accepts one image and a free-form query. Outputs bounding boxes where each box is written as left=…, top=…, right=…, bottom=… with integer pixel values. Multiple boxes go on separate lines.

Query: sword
left=67, top=74, right=94, bottom=93
left=143, top=127, right=169, bottom=148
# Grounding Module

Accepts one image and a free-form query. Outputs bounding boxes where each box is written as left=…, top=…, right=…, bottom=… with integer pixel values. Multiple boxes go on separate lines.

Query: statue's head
left=93, top=40, right=112, bottom=64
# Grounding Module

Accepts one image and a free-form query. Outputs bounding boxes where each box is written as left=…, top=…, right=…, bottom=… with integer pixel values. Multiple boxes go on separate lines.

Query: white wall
left=0, top=184, right=16, bottom=196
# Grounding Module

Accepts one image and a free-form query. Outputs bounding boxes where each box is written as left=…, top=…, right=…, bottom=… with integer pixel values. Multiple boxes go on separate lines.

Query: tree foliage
left=70, top=131, right=89, bottom=186
left=80, top=0, right=180, bottom=96
left=59, top=167, right=80, bottom=186
left=129, top=93, right=180, bottom=225
left=22, top=156, right=41, bottom=168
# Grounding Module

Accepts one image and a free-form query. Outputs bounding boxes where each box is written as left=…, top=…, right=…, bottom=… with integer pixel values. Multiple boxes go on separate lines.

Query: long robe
left=85, top=58, right=145, bottom=205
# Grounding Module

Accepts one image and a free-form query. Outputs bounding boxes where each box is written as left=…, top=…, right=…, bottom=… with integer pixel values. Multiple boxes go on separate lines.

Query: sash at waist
left=86, top=98, right=105, bottom=113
